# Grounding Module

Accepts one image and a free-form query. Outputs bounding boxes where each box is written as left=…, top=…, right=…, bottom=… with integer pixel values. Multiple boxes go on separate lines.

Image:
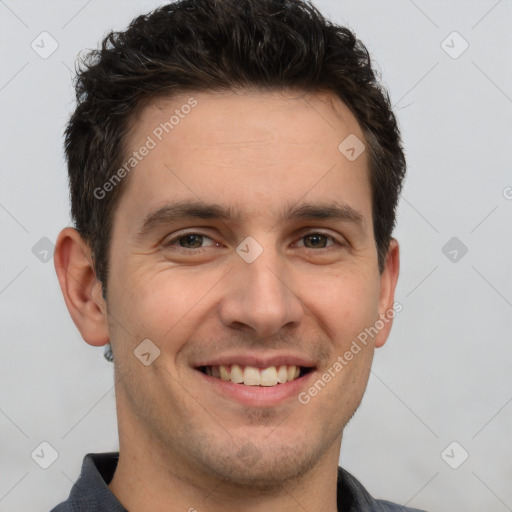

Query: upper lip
left=195, top=352, right=316, bottom=369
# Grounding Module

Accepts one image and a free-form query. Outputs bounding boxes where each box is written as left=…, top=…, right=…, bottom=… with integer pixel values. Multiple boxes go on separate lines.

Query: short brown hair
left=65, top=0, right=406, bottom=295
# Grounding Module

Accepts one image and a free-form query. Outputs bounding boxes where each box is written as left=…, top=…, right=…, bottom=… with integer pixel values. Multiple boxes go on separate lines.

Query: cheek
left=114, top=265, right=220, bottom=343
left=307, top=268, right=381, bottom=339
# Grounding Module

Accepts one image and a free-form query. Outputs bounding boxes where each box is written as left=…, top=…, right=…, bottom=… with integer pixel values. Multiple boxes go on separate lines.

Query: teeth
left=203, top=364, right=307, bottom=386
left=230, top=364, right=244, bottom=383
left=277, top=365, right=288, bottom=384
left=243, top=366, right=260, bottom=386
left=220, top=365, right=230, bottom=381
left=260, top=367, right=278, bottom=386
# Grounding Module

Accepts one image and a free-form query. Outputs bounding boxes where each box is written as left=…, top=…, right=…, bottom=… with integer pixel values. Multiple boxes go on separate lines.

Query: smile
left=198, top=364, right=313, bottom=387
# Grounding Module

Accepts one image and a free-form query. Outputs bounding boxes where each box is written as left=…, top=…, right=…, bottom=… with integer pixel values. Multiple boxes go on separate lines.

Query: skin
left=54, top=89, right=400, bottom=512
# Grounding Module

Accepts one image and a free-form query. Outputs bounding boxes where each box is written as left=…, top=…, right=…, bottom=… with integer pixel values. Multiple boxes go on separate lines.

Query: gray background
left=1, top=0, right=511, bottom=511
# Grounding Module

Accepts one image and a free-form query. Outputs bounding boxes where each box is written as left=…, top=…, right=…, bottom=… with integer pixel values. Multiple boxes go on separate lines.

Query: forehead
left=116, top=89, right=372, bottom=230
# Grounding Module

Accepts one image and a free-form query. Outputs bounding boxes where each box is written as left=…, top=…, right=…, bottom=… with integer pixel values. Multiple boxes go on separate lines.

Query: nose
left=218, top=242, right=304, bottom=338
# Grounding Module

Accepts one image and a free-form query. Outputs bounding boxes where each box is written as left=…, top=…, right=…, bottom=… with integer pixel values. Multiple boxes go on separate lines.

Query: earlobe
left=54, top=227, right=110, bottom=347
left=374, top=238, right=400, bottom=348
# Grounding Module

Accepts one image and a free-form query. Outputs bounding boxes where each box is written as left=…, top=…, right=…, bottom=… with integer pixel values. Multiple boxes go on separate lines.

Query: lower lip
left=196, top=369, right=317, bottom=407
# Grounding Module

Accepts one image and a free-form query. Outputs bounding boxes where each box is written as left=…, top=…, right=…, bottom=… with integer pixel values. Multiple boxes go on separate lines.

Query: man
left=51, top=0, right=425, bottom=510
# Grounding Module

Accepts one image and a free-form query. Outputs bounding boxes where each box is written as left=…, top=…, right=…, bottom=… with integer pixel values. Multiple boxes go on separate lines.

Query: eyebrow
left=135, top=199, right=367, bottom=237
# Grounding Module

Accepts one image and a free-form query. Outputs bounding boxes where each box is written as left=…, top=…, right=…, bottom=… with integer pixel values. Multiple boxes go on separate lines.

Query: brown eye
left=296, top=232, right=339, bottom=249
left=178, top=234, right=205, bottom=249
left=302, top=233, right=331, bottom=249
left=163, top=233, right=216, bottom=250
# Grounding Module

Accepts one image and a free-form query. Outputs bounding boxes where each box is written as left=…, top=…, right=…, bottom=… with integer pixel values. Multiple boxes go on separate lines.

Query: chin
left=194, top=436, right=322, bottom=491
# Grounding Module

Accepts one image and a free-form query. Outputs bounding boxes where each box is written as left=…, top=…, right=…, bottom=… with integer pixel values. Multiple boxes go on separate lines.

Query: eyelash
left=162, top=230, right=345, bottom=253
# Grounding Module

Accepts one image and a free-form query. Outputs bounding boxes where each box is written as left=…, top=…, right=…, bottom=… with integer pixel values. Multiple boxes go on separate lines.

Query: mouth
left=197, top=364, right=314, bottom=387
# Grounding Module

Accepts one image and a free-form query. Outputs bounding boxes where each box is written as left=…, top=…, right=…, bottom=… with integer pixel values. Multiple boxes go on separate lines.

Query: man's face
left=105, top=90, right=398, bottom=488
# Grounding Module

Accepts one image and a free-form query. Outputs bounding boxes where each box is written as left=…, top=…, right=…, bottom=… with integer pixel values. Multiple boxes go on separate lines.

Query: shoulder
left=337, top=466, right=431, bottom=512
left=48, top=504, right=69, bottom=512
left=47, top=452, right=123, bottom=512
left=374, top=499, right=430, bottom=511
left=375, top=500, right=426, bottom=512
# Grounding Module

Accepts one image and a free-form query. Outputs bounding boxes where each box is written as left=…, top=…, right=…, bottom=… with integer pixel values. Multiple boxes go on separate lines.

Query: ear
left=54, top=227, right=110, bottom=347
left=374, top=238, right=400, bottom=348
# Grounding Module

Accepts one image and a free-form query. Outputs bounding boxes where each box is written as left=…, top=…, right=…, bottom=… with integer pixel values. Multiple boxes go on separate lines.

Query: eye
left=163, top=232, right=217, bottom=250
left=295, top=232, right=341, bottom=250
left=161, top=230, right=344, bottom=253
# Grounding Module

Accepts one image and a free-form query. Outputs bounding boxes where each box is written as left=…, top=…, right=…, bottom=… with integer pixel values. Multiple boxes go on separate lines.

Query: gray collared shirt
left=49, top=452, right=429, bottom=512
